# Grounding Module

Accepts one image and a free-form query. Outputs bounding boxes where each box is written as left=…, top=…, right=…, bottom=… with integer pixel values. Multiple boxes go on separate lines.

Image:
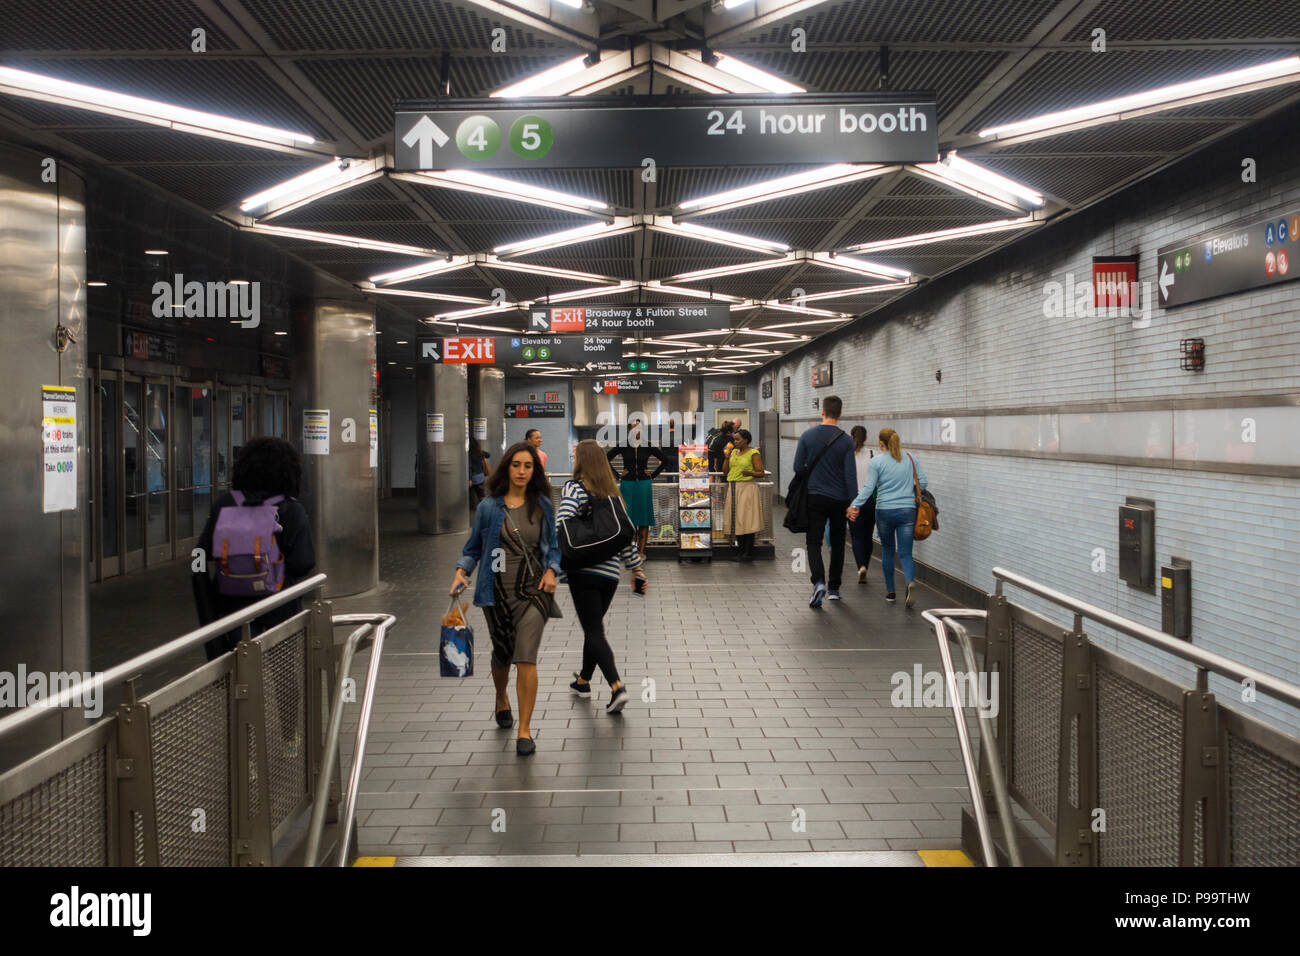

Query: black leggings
left=567, top=572, right=621, bottom=686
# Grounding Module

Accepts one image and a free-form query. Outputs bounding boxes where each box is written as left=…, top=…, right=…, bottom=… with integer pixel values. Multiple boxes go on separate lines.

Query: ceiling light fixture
left=367, top=288, right=491, bottom=306
left=480, top=256, right=617, bottom=284
left=979, top=56, right=1300, bottom=144
left=911, top=153, right=1043, bottom=212
left=144, top=249, right=168, bottom=256
left=397, top=169, right=611, bottom=217
left=842, top=217, right=1037, bottom=253
left=641, top=281, right=746, bottom=303
left=811, top=252, right=912, bottom=280
left=238, top=156, right=384, bottom=219
left=494, top=219, right=632, bottom=257
left=243, top=223, right=445, bottom=258
left=712, top=53, right=804, bottom=94
left=756, top=317, right=853, bottom=330
left=792, top=281, right=913, bottom=301
left=87, top=281, right=107, bottom=287
left=649, top=216, right=789, bottom=254
left=490, top=55, right=591, bottom=98
left=425, top=318, right=525, bottom=332
left=368, top=256, right=473, bottom=285
left=0, top=65, right=321, bottom=155
left=668, top=254, right=800, bottom=284
left=675, top=164, right=895, bottom=218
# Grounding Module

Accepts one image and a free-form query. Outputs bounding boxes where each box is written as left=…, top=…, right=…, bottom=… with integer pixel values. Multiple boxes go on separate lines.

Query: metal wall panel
left=417, top=361, right=468, bottom=534
left=289, top=299, right=377, bottom=597
left=0, top=142, right=89, bottom=771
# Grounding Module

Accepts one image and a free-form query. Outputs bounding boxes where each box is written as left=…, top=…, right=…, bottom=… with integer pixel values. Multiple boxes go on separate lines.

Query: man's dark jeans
left=806, top=493, right=850, bottom=590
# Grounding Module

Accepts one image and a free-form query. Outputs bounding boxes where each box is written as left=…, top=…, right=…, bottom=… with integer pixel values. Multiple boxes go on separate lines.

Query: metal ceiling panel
left=239, top=0, right=566, bottom=51
left=296, top=55, right=571, bottom=140
left=656, top=164, right=815, bottom=208
left=983, top=118, right=1231, bottom=156
left=0, top=0, right=237, bottom=49
left=1060, top=0, right=1300, bottom=41
left=725, top=0, right=1053, bottom=46
left=976, top=154, right=1163, bottom=206
left=733, top=49, right=1003, bottom=118
left=962, top=48, right=1296, bottom=136
left=49, top=127, right=321, bottom=167
left=106, top=162, right=320, bottom=212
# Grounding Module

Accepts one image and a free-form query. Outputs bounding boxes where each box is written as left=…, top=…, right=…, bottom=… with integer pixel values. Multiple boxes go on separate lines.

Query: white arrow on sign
left=402, top=115, right=449, bottom=168
left=685, top=359, right=696, bottom=371
left=592, top=380, right=603, bottom=393
left=1159, top=259, right=1175, bottom=301
left=530, top=311, right=550, bottom=331
left=585, top=362, right=596, bottom=371
left=421, top=341, right=440, bottom=360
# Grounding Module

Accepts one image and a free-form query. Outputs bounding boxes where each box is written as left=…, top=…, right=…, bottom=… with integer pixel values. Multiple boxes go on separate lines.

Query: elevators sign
left=1157, top=206, right=1300, bottom=307
left=394, top=95, right=937, bottom=170
left=41, top=386, right=76, bottom=513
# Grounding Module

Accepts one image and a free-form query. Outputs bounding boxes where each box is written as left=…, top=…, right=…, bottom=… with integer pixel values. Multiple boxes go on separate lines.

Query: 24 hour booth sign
left=395, top=94, right=938, bottom=170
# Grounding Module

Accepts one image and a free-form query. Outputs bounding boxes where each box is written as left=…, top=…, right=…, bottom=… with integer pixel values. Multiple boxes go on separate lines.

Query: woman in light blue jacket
left=450, top=442, right=560, bottom=756
left=847, top=428, right=926, bottom=609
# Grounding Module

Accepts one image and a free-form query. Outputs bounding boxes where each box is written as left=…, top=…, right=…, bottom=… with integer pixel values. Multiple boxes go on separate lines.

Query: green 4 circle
left=456, top=116, right=500, bottom=160
left=510, top=116, right=554, bottom=160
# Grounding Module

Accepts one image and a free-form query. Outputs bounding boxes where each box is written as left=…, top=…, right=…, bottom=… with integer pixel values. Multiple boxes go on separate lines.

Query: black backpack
left=557, top=481, right=636, bottom=571
left=783, top=430, right=846, bottom=534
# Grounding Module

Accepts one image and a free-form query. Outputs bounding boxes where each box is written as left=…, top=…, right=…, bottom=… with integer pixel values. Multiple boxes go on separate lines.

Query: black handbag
left=557, top=481, right=636, bottom=571
left=783, top=430, right=845, bottom=533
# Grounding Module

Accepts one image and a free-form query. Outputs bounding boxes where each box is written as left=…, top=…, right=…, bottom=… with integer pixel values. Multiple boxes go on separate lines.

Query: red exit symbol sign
left=443, top=337, right=495, bottom=363
left=551, top=308, right=586, bottom=331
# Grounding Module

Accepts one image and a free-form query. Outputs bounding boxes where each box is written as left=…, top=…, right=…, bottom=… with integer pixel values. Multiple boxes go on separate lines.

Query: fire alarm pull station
left=1161, top=558, right=1192, bottom=640
left=1119, top=497, right=1155, bottom=590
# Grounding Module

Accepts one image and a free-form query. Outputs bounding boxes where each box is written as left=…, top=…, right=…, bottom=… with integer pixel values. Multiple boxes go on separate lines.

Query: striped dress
left=556, top=480, right=645, bottom=582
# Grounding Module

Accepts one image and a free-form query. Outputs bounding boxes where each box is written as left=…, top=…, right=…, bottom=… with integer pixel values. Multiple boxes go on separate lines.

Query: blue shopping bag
left=440, top=596, right=474, bottom=677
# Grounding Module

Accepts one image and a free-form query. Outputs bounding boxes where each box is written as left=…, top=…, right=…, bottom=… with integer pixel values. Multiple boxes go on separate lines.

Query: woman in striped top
left=558, top=439, right=648, bottom=714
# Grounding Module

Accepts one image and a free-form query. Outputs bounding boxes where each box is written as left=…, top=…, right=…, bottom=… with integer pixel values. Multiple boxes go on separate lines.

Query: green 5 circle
left=509, top=115, right=554, bottom=160
left=456, top=116, right=501, bottom=160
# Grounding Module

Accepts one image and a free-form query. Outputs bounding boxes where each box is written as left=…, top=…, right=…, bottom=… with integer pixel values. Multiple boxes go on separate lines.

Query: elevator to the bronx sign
left=394, top=94, right=937, bottom=170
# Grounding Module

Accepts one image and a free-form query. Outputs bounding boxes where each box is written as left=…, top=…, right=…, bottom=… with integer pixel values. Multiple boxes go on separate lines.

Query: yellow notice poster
left=41, top=385, right=77, bottom=513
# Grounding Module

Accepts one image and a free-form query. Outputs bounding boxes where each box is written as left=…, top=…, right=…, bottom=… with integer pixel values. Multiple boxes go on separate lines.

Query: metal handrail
left=302, top=612, right=397, bottom=867
left=921, top=608, right=1021, bottom=867
left=993, top=567, right=1300, bottom=708
left=0, top=572, right=328, bottom=744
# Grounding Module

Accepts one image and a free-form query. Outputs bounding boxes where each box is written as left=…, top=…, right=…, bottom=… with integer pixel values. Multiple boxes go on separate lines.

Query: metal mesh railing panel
left=1225, top=730, right=1300, bottom=866
left=150, top=674, right=231, bottom=866
left=1010, top=619, right=1061, bottom=826
left=0, top=746, right=109, bottom=866
left=1095, top=662, right=1181, bottom=866
left=262, top=629, right=307, bottom=829
left=1068, top=714, right=1079, bottom=810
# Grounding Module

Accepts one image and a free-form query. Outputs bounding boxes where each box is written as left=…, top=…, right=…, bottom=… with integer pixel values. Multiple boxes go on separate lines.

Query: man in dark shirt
left=708, top=422, right=734, bottom=473
left=791, top=395, right=857, bottom=608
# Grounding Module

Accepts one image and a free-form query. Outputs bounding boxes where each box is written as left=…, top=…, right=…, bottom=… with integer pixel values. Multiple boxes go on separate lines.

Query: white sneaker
left=858, top=567, right=867, bottom=584
left=905, top=581, right=916, bottom=609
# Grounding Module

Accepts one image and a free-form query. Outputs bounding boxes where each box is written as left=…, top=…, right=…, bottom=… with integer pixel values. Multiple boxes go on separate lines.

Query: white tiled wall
left=766, top=126, right=1300, bottom=733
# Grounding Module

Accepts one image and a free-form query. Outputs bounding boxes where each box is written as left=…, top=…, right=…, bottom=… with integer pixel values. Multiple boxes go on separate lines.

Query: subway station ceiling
left=3, top=0, right=1300, bottom=379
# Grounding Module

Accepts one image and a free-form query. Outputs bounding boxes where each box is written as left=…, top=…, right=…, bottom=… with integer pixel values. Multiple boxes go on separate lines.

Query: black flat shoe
left=495, top=709, right=514, bottom=729
left=516, top=736, right=536, bottom=756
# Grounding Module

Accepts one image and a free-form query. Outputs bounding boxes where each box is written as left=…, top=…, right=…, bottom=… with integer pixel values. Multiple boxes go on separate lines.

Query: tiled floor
left=329, top=498, right=982, bottom=859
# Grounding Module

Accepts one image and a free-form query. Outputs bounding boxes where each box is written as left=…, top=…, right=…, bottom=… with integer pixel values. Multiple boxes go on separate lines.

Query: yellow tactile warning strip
left=917, top=850, right=975, bottom=867
left=353, top=856, right=396, bottom=867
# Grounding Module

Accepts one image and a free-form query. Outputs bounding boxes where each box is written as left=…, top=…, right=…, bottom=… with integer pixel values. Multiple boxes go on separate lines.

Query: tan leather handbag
left=908, top=454, right=935, bottom=540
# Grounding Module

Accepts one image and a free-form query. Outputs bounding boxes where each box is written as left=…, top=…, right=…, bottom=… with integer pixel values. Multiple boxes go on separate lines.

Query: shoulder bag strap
left=907, top=453, right=921, bottom=507
left=503, top=506, right=542, bottom=580
left=805, top=429, right=843, bottom=475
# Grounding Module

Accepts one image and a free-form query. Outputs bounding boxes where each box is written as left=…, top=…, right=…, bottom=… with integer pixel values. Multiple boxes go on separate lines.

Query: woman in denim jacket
left=450, top=442, right=560, bottom=756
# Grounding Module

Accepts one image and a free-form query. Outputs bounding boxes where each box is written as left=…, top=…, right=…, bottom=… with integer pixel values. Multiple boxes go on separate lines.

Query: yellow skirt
left=725, top=481, right=763, bottom=536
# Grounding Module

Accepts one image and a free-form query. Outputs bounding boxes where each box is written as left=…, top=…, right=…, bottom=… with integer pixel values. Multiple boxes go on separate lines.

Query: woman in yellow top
left=724, top=429, right=765, bottom=562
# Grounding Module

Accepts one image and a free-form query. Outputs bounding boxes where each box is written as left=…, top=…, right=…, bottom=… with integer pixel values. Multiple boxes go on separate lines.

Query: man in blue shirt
left=792, top=395, right=858, bottom=608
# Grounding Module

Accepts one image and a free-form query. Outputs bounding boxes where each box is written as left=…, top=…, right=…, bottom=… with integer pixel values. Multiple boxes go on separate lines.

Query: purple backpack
left=213, top=491, right=287, bottom=597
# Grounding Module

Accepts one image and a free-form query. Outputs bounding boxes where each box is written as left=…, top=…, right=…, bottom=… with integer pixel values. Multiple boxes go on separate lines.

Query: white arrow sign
left=685, top=359, right=696, bottom=371
left=1159, top=259, right=1175, bottom=301
left=402, top=115, right=449, bottom=168
left=592, top=380, right=604, bottom=393
left=422, top=341, right=440, bottom=360
left=530, top=311, right=550, bottom=331
left=585, top=362, right=596, bottom=371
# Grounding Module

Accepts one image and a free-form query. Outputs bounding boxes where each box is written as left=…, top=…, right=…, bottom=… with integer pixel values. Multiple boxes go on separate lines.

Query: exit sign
left=545, top=391, right=560, bottom=403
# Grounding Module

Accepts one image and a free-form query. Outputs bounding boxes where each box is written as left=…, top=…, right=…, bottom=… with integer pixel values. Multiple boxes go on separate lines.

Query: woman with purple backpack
left=191, top=437, right=316, bottom=660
